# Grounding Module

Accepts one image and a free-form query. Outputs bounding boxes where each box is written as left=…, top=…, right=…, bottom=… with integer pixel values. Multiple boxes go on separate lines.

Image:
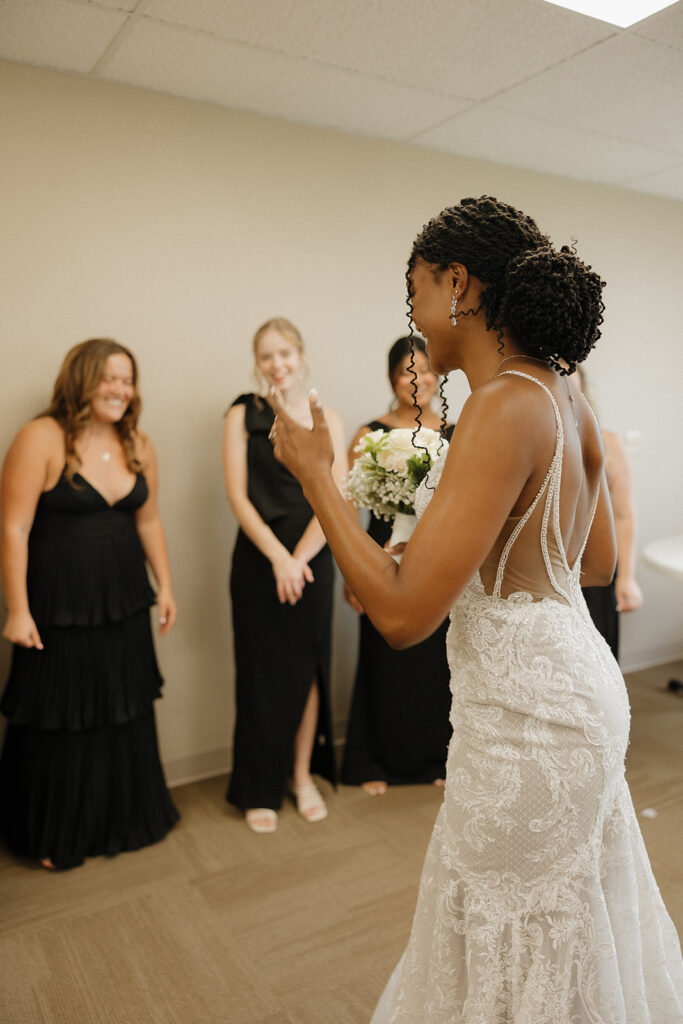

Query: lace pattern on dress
left=374, top=373, right=683, bottom=1024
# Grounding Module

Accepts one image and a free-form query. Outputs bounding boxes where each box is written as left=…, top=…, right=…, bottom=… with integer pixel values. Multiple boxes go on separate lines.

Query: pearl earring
left=450, top=290, right=459, bottom=327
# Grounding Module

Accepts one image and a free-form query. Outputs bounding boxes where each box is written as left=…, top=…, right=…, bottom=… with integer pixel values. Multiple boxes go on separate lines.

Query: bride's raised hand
left=270, top=387, right=334, bottom=487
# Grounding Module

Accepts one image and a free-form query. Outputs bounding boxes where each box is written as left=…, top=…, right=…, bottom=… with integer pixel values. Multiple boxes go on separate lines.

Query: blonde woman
left=223, top=318, right=346, bottom=833
left=0, top=338, right=178, bottom=869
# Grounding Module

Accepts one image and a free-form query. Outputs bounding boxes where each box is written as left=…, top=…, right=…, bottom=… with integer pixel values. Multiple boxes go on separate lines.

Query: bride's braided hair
left=408, top=196, right=606, bottom=374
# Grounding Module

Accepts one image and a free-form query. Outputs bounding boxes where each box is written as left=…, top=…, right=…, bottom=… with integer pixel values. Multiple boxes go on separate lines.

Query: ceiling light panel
left=542, top=1, right=678, bottom=28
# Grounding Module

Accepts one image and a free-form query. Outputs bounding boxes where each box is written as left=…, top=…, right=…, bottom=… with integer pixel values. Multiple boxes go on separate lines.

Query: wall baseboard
left=164, top=746, right=231, bottom=789
left=621, top=644, right=683, bottom=675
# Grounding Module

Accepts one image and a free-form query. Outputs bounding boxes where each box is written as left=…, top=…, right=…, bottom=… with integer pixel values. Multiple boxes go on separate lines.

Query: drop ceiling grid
left=0, top=0, right=681, bottom=200
left=0, top=0, right=128, bottom=71
left=492, top=33, right=683, bottom=154
left=139, top=0, right=618, bottom=101
left=411, top=101, right=682, bottom=186
left=99, top=17, right=474, bottom=141
left=628, top=2, right=683, bottom=49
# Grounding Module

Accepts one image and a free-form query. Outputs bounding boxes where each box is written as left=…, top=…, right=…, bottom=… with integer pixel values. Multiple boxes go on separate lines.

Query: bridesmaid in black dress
left=223, top=317, right=347, bottom=833
left=0, top=338, right=179, bottom=869
left=342, top=336, right=453, bottom=795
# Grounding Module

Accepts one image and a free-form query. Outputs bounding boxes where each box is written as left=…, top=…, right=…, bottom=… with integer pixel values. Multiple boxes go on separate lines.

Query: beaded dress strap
left=493, top=371, right=572, bottom=604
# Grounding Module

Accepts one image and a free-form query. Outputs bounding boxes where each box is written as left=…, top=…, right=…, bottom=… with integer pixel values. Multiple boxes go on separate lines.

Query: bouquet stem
left=388, top=513, right=417, bottom=561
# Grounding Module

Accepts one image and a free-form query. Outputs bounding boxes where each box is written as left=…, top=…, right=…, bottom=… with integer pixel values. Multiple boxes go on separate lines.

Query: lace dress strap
left=493, top=371, right=572, bottom=603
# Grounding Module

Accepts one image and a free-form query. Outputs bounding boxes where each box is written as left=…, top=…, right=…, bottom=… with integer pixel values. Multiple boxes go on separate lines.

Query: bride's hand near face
left=270, top=388, right=334, bottom=486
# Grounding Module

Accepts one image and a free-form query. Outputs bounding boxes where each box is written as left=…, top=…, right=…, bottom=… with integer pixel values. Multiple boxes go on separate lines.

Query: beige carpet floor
left=1, top=660, right=681, bottom=1024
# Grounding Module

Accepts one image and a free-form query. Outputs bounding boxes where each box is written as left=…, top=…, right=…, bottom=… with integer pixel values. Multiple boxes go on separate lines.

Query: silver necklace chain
left=496, top=354, right=549, bottom=372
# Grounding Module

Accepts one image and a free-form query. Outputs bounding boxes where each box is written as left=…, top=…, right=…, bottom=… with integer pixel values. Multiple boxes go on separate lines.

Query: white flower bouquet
left=344, top=427, right=448, bottom=523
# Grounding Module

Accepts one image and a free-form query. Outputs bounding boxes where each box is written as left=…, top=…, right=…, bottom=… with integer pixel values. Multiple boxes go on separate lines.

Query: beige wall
left=1, top=60, right=682, bottom=785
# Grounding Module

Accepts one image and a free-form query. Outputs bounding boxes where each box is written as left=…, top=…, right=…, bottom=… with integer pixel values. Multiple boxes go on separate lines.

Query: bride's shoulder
left=460, top=374, right=534, bottom=424
left=448, top=377, right=551, bottom=469
left=470, top=373, right=552, bottom=423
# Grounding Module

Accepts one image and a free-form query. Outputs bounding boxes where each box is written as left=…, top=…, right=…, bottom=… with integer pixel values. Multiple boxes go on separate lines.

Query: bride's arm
left=272, top=386, right=538, bottom=648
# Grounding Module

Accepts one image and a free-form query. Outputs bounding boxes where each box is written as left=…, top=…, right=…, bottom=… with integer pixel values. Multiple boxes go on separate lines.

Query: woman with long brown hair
left=0, top=338, right=178, bottom=869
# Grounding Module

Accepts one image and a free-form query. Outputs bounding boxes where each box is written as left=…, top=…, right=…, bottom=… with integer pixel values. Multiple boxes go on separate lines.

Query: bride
left=269, top=196, right=683, bottom=1023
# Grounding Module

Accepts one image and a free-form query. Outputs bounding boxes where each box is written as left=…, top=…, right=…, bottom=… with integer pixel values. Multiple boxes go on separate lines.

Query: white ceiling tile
left=100, top=18, right=472, bottom=140
left=412, top=102, right=680, bottom=185
left=494, top=33, right=683, bottom=155
left=141, top=0, right=617, bottom=100
left=2, top=0, right=682, bottom=203
left=629, top=0, right=683, bottom=51
left=622, top=162, right=683, bottom=200
left=0, top=0, right=128, bottom=72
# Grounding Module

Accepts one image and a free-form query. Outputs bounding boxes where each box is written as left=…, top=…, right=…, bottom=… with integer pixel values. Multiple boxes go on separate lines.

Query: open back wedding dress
left=371, top=372, right=683, bottom=1024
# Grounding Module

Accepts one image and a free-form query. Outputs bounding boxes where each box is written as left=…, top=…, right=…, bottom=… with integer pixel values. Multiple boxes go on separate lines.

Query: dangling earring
left=450, top=290, right=458, bottom=327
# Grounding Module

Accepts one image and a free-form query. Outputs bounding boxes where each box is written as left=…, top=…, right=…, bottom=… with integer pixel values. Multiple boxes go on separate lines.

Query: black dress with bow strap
left=226, top=394, right=336, bottom=811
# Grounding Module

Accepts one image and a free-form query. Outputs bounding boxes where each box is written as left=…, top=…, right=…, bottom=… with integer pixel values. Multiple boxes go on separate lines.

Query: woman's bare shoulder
left=461, top=372, right=550, bottom=425
left=224, top=401, right=247, bottom=426
left=11, top=416, right=63, bottom=454
left=321, top=404, right=343, bottom=427
left=600, top=428, right=622, bottom=450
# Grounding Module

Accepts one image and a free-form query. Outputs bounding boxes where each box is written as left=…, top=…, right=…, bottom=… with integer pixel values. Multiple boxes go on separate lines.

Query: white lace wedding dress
left=371, top=372, right=683, bottom=1024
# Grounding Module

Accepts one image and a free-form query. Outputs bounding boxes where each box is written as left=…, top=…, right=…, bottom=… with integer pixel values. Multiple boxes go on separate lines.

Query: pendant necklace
left=102, top=451, right=111, bottom=462
left=564, top=378, right=580, bottom=429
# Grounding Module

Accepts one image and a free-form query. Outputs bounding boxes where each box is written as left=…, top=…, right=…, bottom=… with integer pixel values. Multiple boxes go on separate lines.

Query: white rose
left=375, top=429, right=417, bottom=473
left=355, top=428, right=386, bottom=454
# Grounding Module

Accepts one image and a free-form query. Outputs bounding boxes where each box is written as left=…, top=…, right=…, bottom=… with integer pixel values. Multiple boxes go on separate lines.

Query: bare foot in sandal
left=362, top=780, right=388, bottom=796
left=291, top=778, right=327, bottom=822
left=245, top=808, right=278, bottom=834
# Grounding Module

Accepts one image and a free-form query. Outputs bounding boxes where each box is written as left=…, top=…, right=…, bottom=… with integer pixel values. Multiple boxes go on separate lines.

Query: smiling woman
left=0, top=338, right=179, bottom=870
left=222, top=317, right=347, bottom=835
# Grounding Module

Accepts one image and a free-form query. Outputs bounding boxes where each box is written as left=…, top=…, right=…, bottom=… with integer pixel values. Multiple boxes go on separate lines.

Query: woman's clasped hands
left=272, top=552, right=314, bottom=606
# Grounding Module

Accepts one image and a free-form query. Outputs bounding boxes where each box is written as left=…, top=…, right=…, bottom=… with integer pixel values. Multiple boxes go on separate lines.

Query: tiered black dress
left=0, top=471, right=179, bottom=869
left=341, top=421, right=453, bottom=786
left=226, top=394, right=336, bottom=812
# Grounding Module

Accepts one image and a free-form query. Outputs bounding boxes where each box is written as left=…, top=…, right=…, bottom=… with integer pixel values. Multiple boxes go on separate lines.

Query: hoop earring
left=450, top=290, right=458, bottom=327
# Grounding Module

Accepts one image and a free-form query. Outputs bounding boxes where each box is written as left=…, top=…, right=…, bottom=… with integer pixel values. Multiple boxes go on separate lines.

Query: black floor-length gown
left=0, top=470, right=179, bottom=870
left=226, top=394, right=336, bottom=811
left=341, top=421, right=453, bottom=786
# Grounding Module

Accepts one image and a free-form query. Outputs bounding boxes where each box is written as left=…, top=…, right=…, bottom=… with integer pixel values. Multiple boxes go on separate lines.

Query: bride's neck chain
left=495, top=354, right=550, bottom=374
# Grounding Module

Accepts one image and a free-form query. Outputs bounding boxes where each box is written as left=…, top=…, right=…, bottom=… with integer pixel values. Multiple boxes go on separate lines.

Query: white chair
left=642, top=535, right=683, bottom=694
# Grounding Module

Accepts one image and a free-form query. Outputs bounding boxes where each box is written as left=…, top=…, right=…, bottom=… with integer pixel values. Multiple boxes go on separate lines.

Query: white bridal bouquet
left=345, top=428, right=448, bottom=544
